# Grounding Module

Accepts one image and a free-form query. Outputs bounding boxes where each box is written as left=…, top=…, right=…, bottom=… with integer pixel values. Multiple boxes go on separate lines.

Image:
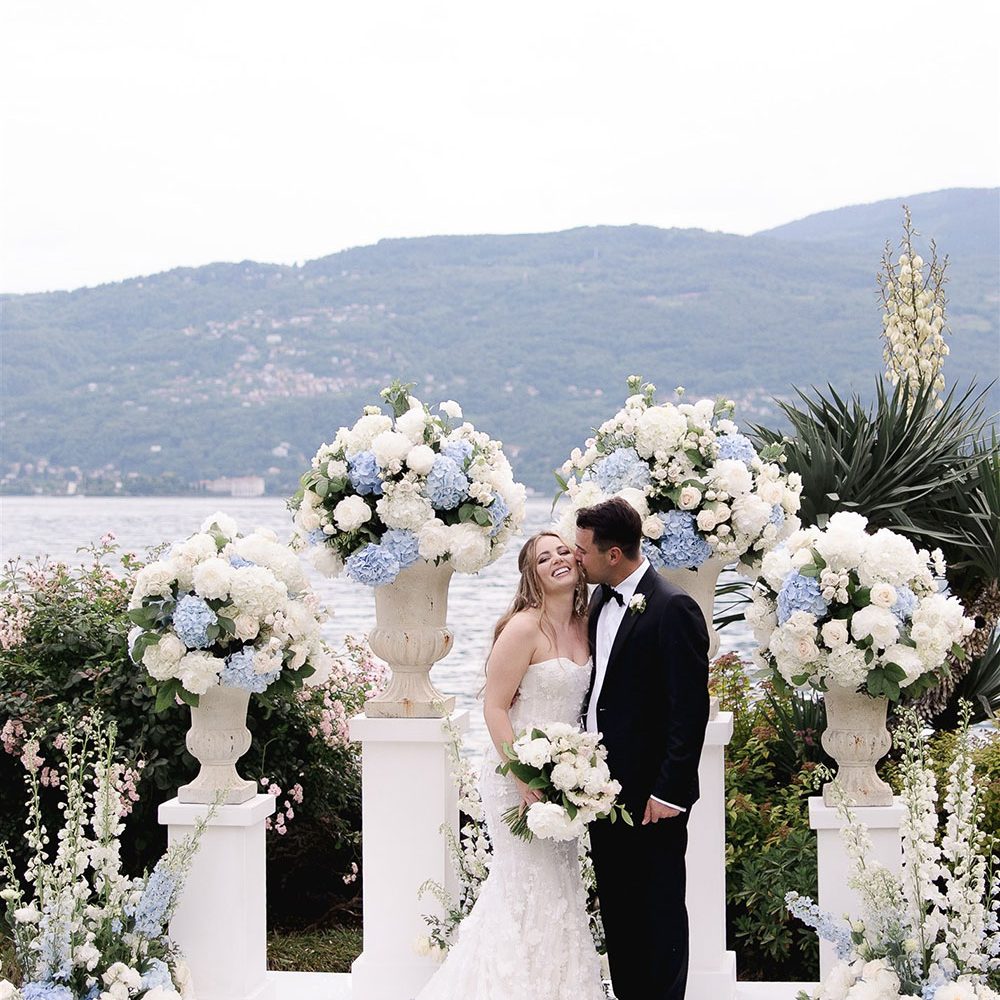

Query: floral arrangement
left=787, top=705, right=999, bottom=999
left=747, top=511, right=974, bottom=701
left=290, top=381, right=526, bottom=587
left=127, top=512, right=333, bottom=707
left=498, top=724, right=630, bottom=841
left=0, top=716, right=201, bottom=1000
left=556, top=376, right=802, bottom=573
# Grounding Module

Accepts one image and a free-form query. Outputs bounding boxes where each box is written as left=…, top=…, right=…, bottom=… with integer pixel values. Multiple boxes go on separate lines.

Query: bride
left=415, top=532, right=607, bottom=1000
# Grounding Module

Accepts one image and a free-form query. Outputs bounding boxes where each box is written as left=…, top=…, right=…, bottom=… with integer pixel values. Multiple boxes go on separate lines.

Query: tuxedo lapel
left=604, top=565, right=658, bottom=674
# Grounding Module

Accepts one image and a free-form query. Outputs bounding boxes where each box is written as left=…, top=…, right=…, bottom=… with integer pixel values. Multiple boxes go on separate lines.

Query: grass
left=267, top=925, right=363, bottom=973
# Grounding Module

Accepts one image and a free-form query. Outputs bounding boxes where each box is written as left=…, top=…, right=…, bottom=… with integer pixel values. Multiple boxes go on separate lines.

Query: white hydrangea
left=439, top=400, right=463, bottom=418
left=376, top=480, right=435, bottom=532
left=615, top=487, right=649, bottom=520
left=227, top=532, right=309, bottom=596
left=634, top=405, right=688, bottom=459
left=371, top=430, right=414, bottom=473
left=858, top=528, right=925, bottom=588
left=344, top=413, right=393, bottom=454
left=229, top=565, right=288, bottom=621
left=824, top=645, right=870, bottom=689
left=200, top=511, right=240, bottom=538
left=191, top=557, right=233, bottom=601
left=129, top=562, right=178, bottom=609
left=394, top=406, right=429, bottom=444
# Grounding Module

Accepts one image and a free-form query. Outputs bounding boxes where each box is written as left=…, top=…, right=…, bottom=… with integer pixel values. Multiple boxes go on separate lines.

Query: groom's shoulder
left=648, top=573, right=701, bottom=614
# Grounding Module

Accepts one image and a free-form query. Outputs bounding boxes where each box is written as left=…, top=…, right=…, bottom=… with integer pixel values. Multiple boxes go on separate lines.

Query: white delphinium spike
left=879, top=206, right=950, bottom=410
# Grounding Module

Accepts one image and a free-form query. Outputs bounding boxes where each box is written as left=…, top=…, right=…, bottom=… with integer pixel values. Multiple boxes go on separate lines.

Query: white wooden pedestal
left=809, top=797, right=904, bottom=979
left=349, top=713, right=467, bottom=1000
left=685, top=711, right=738, bottom=1000
left=159, top=794, right=276, bottom=1000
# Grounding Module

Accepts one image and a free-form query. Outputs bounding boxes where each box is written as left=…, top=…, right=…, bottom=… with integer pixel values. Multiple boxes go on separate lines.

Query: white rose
left=439, top=400, right=463, bottom=419
left=176, top=651, right=222, bottom=695
left=191, top=557, right=233, bottom=601
left=850, top=605, right=899, bottom=650
left=295, top=499, right=323, bottom=533
left=0, top=982, right=20, bottom=1000
left=334, top=495, right=373, bottom=532
left=142, top=633, right=187, bottom=680
left=371, top=430, right=413, bottom=472
left=678, top=486, right=702, bottom=510
left=821, top=619, right=850, bottom=649
left=696, top=510, right=717, bottom=532
left=869, top=583, right=898, bottom=609
left=642, top=515, right=664, bottom=540
left=406, top=444, right=437, bottom=475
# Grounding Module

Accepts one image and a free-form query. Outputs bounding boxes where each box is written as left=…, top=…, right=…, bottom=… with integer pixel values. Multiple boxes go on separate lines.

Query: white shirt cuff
left=650, top=796, right=686, bottom=812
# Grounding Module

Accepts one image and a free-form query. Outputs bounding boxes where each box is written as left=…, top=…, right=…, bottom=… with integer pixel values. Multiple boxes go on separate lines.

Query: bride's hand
left=515, top=778, right=543, bottom=812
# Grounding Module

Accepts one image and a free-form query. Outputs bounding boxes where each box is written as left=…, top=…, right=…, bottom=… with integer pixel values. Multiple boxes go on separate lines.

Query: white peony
left=309, top=545, right=344, bottom=578
left=851, top=605, right=900, bottom=650
left=371, top=430, right=413, bottom=473
left=344, top=413, right=393, bottom=454
left=439, top=400, right=463, bottom=419
left=191, top=557, right=233, bottom=601
left=417, top=518, right=452, bottom=561
left=731, top=493, right=772, bottom=540
left=200, top=511, right=240, bottom=538
left=448, top=523, right=492, bottom=574
left=634, top=405, right=688, bottom=459
left=142, top=634, right=187, bottom=681
left=883, top=644, right=926, bottom=687
left=129, top=562, right=178, bottom=609
left=406, top=443, right=437, bottom=475
left=334, top=495, right=373, bottom=533
left=813, top=512, right=870, bottom=572
left=395, top=406, right=429, bottom=444
left=933, top=983, right=977, bottom=1000
left=525, top=801, right=586, bottom=841
left=143, top=989, right=183, bottom=1000
left=615, top=487, right=649, bottom=520
left=550, top=761, right=580, bottom=792
left=0, top=982, right=20, bottom=1000
left=103, top=963, right=143, bottom=990
left=711, top=459, right=753, bottom=498
left=176, top=651, right=222, bottom=695
left=514, top=736, right=552, bottom=769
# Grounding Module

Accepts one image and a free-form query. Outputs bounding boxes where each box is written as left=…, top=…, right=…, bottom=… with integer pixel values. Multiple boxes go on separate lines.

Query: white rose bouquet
left=749, top=512, right=974, bottom=701
left=0, top=716, right=200, bottom=1000
left=556, top=376, right=802, bottom=574
left=290, top=381, right=526, bottom=586
left=497, top=723, right=632, bottom=841
left=127, top=513, right=332, bottom=707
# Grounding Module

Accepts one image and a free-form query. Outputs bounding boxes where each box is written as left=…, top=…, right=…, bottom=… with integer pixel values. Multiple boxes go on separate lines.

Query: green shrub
left=0, top=539, right=382, bottom=930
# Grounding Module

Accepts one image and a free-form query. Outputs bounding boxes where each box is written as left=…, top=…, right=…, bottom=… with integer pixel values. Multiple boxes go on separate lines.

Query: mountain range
left=2, top=187, right=997, bottom=495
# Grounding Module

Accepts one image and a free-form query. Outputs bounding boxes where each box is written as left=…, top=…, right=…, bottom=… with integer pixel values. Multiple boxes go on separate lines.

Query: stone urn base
left=821, top=685, right=893, bottom=807
left=659, top=557, right=728, bottom=720
left=178, top=685, right=257, bottom=805
left=365, top=560, right=456, bottom=719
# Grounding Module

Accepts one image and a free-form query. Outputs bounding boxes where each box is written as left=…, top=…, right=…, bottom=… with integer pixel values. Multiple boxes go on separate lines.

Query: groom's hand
left=642, top=798, right=680, bottom=824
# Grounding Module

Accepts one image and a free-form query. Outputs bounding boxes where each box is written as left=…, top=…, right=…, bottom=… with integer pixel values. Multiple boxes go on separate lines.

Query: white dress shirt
left=586, top=559, right=685, bottom=813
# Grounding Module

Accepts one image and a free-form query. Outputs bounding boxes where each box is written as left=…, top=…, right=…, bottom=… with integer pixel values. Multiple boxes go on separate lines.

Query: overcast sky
left=2, top=0, right=998, bottom=294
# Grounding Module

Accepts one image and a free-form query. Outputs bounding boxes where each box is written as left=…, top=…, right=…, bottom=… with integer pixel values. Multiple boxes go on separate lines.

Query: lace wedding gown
left=415, top=657, right=606, bottom=1000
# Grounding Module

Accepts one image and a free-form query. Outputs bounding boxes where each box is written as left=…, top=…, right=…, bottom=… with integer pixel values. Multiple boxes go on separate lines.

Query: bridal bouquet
left=556, top=376, right=802, bottom=573
left=787, top=706, right=1000, bottom=999
left=0, top=716, right=199, bottom=1000
left=747, top=512, right=974, bottom=700
left=127, top=512, right=333, bottom=707
left=497, top=723, right=631, bottom=841
left=290, top=381, right=526, bottom=586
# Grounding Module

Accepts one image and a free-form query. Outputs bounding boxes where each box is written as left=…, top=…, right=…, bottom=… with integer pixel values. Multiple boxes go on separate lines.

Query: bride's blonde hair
left=490, top=531, right=589, bottom=653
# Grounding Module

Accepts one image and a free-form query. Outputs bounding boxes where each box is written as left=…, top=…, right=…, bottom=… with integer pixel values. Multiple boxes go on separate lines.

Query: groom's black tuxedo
left=585, top=565, right=710, bottom=1000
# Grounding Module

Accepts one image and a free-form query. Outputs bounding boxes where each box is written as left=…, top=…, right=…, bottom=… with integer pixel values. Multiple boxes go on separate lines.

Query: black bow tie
left=600, top=584, right=624, bottom=607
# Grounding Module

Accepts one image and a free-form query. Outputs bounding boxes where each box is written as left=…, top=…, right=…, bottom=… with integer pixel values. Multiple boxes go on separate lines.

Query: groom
left=575, top=497, right=710, bottom=1000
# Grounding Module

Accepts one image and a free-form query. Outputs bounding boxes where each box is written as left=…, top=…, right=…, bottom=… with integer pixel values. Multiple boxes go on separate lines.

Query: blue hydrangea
left=426, top=455, right=470, bottom=510
left=891, top=585, right=919, bottom=624
left=142, top=958, right=173, bottom=991
left=306, top=529, right=327, bottom=546
left=381, top=529, right=421, bottom=571
left=656, top=511, right=713, bottom=569
left=172, top=594, right=218, bottom=649
left=229, top=555, right=255, bottom=569
left=21, top=984, right=75, bottom=1000
left=776, top=572, right=829, bottom=624
left=348, top=451, right=384, bottom=496
left=83, top=987, right=101, bottom=1000
left=345, top=543, right=401, bottom=587
left=769, top=505, right=785, bottom=527
left=487, top=492, right=509, bottom=537
left=127, top=865, right=176, bottom=936
left=592, top=447, right=651, bottom=493
left=440, top=439, right=474, bottom=466
left=716, top=433, right=757, bottom=466
left=220, top=647, right=279, bottom=694
left=642, top=538, right=666, bottom=571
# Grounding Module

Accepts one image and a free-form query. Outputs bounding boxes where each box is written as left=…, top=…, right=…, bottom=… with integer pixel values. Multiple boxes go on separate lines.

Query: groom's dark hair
left=575, top=498, right=642, bottom=559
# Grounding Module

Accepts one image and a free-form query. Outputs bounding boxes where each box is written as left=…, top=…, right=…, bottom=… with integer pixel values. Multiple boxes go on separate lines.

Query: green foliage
left=0, top=541, right=376, bottom=930
left=950, top=627, right=1000, bottom=725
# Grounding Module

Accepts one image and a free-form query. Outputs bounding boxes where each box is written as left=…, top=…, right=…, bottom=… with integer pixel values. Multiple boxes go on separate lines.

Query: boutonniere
left=628, top=594, right=647, bottom=615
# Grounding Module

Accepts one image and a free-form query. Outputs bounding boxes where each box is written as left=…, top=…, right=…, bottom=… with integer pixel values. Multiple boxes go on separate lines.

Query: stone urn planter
left=659, top=556, right=728, bottom=719
left=178, top=684, right=258, bottom=805
left=365, top=559, right=456, bottom=718
left=820, top=685, right=893, bottom=807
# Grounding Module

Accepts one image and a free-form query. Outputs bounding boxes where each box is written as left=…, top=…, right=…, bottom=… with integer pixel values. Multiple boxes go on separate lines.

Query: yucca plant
left=946, top=626, right=1000, bottom=725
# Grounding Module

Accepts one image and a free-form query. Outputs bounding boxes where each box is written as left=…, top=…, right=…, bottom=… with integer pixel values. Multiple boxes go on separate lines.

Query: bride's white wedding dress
left=415, top=657, right=606, bottom=1000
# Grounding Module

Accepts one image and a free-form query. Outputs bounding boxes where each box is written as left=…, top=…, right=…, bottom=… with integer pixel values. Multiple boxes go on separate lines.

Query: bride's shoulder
left=501, top=608, right=543, bottom=638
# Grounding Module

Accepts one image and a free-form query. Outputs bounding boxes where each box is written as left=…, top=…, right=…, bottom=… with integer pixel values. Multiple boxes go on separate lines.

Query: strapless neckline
left=528, top=656, right=592, bottom=670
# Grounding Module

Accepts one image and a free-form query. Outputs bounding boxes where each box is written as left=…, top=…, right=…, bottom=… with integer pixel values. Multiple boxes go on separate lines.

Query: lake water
left=0, top=495, right=752, bottom=754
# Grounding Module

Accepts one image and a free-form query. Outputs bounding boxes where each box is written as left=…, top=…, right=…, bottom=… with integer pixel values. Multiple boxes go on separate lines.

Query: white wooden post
left=159, top=794, right=276, bottom=1000
left=809, top=797, right=904, bottom=979
left=349, top=713, right=467, bottom=1000
left=685, top=711, right=738, bottom=999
